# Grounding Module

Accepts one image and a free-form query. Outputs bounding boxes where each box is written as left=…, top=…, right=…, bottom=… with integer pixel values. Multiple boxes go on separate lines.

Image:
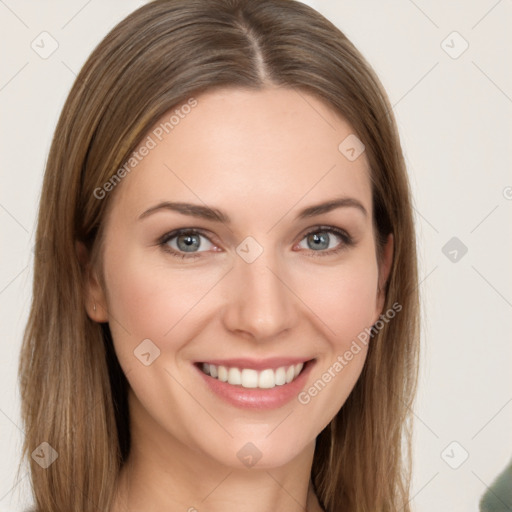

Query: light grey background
left=1, top=1, right=511, bottom=510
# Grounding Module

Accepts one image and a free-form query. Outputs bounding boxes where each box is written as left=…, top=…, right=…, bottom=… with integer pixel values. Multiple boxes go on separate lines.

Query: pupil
left=309, top=232, right=329, bottom=250
left=178, top=234, right=200, bottom=252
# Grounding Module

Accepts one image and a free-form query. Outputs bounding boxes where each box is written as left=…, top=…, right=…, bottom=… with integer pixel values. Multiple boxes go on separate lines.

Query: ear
left=373, top=233, right=394, bottom=323
left=75, top=240, right=109, bottom=323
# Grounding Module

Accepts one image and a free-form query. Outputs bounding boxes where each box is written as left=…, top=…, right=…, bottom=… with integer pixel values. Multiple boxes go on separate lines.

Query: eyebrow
left=138, top=197, right=368, bottom=223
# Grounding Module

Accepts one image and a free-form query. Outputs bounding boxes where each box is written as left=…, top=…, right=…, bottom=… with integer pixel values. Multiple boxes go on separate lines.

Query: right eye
left=159, top=229, right=217, bottom=259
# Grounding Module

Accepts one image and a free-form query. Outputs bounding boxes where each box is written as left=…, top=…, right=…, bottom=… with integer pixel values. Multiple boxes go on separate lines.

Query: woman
left=18, top=0, right=420, bottom=510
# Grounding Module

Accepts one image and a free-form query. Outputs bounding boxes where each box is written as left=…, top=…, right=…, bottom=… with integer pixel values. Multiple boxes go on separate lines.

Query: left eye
left=297, top=229, right=344, bottom=252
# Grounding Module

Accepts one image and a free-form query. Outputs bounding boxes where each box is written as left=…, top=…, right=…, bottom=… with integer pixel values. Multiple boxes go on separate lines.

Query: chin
left=201, top=431, right=314, bottom=470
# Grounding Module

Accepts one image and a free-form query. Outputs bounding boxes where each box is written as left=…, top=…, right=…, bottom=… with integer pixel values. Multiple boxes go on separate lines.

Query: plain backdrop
left=1, top=1, right=511, bottom=511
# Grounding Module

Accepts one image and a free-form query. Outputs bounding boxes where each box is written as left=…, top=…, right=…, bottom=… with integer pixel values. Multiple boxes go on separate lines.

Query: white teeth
left=258, top=369, right=275, bottom=389
left=275, top=367, right=286, bottom=385
left=200, top=362, right=306, bottom=389
left=228, top=367, right=241, bottom=385
left=218, top=365, right=228, bottom=382
left=241, top=369, right=258, bottom=388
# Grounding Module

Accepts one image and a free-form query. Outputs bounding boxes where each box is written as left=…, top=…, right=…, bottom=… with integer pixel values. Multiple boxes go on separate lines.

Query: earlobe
left=75, top=240, right=109, bottom=323
left=374, top=233, right=394, bottom=321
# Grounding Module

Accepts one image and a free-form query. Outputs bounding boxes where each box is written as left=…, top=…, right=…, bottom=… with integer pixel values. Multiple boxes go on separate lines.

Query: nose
left=221, top=249, right=299, bottom=341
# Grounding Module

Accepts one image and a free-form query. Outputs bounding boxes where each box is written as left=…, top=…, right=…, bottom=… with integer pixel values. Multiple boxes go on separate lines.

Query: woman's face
left=87, top=86, right=392, bottom=469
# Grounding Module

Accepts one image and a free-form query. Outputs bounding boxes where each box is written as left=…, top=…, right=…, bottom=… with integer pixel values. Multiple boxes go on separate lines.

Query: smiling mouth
left=197, top=360, right=311, bottom=389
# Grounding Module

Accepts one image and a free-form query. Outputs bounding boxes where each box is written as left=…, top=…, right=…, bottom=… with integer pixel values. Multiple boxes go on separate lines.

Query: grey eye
left=166, top=232, right=214, bottom=253
left=298, top=231, right=342, bottom=251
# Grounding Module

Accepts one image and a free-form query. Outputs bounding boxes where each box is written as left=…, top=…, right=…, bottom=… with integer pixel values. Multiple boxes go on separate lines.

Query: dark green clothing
left=480, top=459, right=512, bottom=512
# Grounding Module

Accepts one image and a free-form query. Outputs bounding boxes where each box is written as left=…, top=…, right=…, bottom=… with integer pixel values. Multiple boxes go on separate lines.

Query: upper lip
left=196, top=357, right=314, bottom=371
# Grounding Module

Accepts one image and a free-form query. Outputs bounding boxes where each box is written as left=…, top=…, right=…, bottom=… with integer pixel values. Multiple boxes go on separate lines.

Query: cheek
left=291, top=257, right=378, bottom=434
left=295, top=254, right=380, bottom=345
left=102, top=242, right=224, bottom=358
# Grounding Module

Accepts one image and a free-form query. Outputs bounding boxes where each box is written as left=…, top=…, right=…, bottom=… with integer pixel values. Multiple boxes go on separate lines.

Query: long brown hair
left=18, top=1, right=420, bottom=510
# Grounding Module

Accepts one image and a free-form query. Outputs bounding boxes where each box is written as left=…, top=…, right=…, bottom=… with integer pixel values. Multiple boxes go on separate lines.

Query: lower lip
left=195, top=360, right=315, bottom=410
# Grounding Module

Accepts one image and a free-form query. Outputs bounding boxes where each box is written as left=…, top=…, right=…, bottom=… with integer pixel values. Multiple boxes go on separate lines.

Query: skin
left=81, top=86, right=393, bottom=512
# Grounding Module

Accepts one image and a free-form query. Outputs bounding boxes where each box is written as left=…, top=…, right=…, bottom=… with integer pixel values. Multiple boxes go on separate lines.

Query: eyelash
left=158, top=226, right=354, bottom=260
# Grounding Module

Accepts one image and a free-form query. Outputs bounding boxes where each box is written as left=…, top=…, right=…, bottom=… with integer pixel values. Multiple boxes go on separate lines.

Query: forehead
left=111, top=86, right=372, bottom=223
